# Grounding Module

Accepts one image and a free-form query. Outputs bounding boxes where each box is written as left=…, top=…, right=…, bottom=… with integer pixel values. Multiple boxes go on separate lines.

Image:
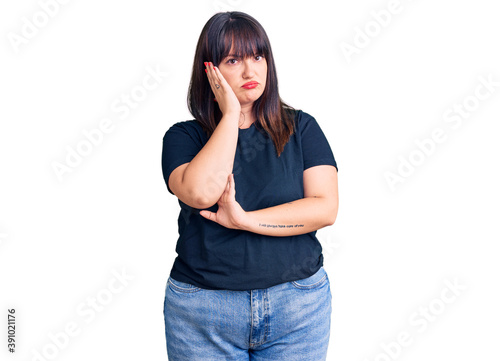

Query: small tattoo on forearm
left=258, top=223, right=304, bottom=228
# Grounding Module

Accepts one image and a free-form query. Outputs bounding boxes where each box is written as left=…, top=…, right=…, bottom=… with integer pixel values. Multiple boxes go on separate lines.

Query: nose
left=242, top=58, right=256, bottom=78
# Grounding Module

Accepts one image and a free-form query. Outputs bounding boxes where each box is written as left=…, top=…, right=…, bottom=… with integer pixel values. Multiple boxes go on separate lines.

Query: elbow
left=325, top=214, right=337, bottom=227
left=191, top=188, right=220, bottom=209
left=181, top=177, right=223, bottom=209
left=325, top=201, right=339, bottom=226
left=186, top=188, right=213, bottom=209
left=311, top=197, right=338, bottom=228
left=193, top=196, right=216, bottom=210
left=178, top=184, right=214, bottom=209
left=182, top=170, right=231, bottom=209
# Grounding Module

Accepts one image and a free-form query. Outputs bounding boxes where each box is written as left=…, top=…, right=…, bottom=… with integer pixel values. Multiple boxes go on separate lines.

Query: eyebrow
left=224, top=53, right=261, bottom=59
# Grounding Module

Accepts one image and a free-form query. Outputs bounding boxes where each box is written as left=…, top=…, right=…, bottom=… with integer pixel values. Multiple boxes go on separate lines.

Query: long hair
left=187, top=11, right=296, bottom=157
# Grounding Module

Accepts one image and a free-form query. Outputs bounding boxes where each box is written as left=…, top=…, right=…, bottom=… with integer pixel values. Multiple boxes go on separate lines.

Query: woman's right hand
left=205, top=62, right=241, bottom=116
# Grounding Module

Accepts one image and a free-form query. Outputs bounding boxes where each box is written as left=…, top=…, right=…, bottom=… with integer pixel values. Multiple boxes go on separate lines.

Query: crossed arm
left=200, top=164, right=339, bottom=236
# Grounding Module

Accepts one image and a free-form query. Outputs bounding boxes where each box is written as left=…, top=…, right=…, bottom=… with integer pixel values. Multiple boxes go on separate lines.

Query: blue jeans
left=163, top=266, right=332, bottom=360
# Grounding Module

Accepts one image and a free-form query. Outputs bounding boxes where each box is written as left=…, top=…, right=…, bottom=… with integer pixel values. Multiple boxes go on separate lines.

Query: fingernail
left=204, top=62, right=207, bottom=66
left=205, top=69, right=207, bottom=73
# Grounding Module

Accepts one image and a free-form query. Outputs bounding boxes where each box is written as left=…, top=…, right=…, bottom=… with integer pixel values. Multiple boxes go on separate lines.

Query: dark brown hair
left=187, top=11, right=296, bottom=157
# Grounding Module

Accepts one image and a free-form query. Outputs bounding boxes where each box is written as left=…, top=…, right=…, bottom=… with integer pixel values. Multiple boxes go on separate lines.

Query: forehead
left=223, top=45, right=259, bottom=59
left=220, top=32, right=262, bottom=59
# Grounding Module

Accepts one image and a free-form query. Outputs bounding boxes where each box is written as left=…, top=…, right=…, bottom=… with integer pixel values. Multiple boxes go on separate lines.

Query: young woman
left=161, top=11, right=339, bottom=361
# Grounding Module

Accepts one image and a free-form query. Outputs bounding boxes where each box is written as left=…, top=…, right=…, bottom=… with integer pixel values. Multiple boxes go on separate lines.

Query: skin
left=199, top=173, right=246, bottom=229
left=200, top=53, right=338, bottom=234
left=199, top=51, right=267, bottom=227
left=208, top=52, right=267, bottom=128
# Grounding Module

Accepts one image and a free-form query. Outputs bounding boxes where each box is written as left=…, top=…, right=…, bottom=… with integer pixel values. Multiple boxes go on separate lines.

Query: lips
left=242, top=81, right=258, bottom=88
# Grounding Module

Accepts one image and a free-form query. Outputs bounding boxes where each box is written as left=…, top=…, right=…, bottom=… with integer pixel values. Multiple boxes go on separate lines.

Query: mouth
left=242, top=81, right=258, bottom=89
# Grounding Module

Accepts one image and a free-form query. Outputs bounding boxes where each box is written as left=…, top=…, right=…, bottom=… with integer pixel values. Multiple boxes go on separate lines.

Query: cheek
left=260, top=65, right=268, bottom=79
left=221, top=71, right=236, bottom=86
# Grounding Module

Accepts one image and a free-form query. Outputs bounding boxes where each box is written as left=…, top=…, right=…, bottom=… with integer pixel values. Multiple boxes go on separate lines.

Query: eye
left=227, top=58, right=238, bottom=65
left=255, top=55, right=264, bottom=61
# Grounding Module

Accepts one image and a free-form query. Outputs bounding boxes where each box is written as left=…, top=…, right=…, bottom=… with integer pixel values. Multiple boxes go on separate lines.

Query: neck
left=238, top=103, right=255, bottom=129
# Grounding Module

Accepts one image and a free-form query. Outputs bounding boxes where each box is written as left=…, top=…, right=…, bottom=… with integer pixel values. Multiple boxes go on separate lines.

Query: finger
left=207, top=62, right=220, bottom=85
left=212, top=66, right=219, bottom=102
left=219, top=174, right=231, bottom=199
left=205, top=62, right=215, bottom=85
left=213, top=66, right=228, bottom=87
left=206, top=61, right=214, bottom=77
left=209, top=64, right=226, bottom=90
left=205, top=62, right=221, bottom=98
left=199, top=210, right=214, bottom=220
left=228, top=173, right=236, bottom=197
left=211, top=66, right=224, bottom=96
left=204, top=61, right=214, bottom=85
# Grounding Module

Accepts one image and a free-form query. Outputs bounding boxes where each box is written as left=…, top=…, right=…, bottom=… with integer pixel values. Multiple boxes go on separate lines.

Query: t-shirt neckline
left=238, top=122, right=255, bottom=131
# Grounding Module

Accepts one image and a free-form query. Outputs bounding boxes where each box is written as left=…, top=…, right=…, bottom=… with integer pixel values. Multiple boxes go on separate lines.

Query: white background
left=1, top=0, right=499, bottom=360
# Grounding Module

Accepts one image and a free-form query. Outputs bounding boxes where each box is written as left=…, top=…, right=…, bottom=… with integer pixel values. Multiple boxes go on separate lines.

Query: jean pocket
left=291, top=267, right=328, bottom=290
left=168, top=277, right=203, bottom=293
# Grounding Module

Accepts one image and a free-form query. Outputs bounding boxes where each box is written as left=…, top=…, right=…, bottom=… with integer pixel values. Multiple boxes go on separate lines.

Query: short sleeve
left=300, top=111, right=338, bottom=172
left=161, top=122, right=204, bottom=195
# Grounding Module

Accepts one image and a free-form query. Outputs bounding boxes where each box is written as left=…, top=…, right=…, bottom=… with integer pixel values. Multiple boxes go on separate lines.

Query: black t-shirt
left=161, top=109, right=338, bottom=290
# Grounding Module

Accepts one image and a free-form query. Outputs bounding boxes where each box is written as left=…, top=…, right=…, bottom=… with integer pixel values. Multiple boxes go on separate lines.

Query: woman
left=161, top=11, right=339, bottom=361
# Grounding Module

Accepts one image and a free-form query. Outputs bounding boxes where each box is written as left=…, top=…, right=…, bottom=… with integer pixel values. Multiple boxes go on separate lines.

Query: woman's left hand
left=199, top=173, right=248, bottom=230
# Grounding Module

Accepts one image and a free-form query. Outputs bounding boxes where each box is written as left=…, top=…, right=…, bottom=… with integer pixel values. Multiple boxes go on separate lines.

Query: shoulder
left=163, top=119, right=206, bottom=140
left=293, top=109, right=318, bottom=133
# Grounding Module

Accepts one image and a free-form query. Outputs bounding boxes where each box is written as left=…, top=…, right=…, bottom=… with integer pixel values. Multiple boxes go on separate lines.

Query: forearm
left=183, top=113, right=239, bottom=206
left=241, top=197, right=337, bottom=237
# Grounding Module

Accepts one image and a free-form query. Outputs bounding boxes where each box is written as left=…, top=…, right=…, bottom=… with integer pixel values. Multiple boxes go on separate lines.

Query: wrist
left=223, top=110, right=241, bottom=120
left=239, top=210, right=254, bottom=232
